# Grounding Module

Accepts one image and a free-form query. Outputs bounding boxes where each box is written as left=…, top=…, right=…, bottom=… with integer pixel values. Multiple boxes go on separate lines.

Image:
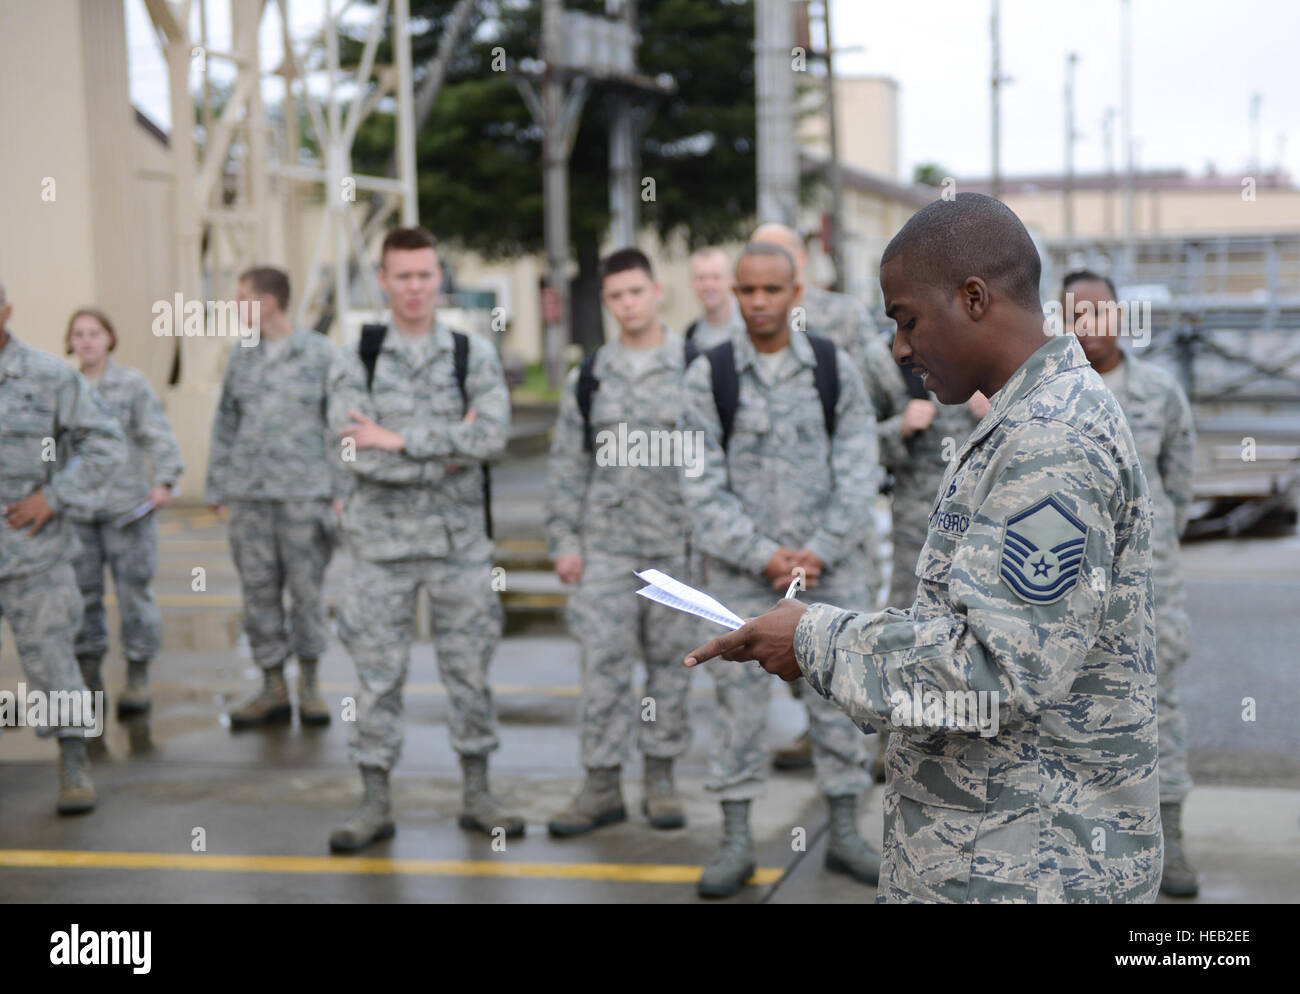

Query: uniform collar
left=382, top=320, right=454, bottom=354
left=961, top=334, right=1091, bottom=455
left=732, top=325, right=815, bottom=375
left=604, top=326, right=682, bottom=376
left=1110, top=348, right=1152, bottom=404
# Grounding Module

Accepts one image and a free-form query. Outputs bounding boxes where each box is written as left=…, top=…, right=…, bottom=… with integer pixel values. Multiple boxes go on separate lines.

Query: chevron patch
left=999, top=496, right=1088, bottom=605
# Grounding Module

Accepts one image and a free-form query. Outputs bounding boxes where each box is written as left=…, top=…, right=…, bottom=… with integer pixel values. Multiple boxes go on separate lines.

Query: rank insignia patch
left=999, top=496, right=1088, bottom=604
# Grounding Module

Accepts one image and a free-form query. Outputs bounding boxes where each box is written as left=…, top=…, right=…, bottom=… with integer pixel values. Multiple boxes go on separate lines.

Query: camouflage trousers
left=565, top=551, right=695, bottom=769
left=0, top=563, right=90, bottom=739
left=338, top=534, right=503, bottom=771
left=228, top=500, right=335, bottom=669
left=1155, top=602, right=1192, bottom=804
left=703, top=560, right=872, bottom=801
left=72, top=513, right=160, bottom=661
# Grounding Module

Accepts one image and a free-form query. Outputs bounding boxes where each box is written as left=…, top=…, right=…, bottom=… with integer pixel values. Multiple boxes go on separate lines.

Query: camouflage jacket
left=680, top=327, right=878, bottom=587
left=0, top=333, right=126, bottom=579
left=685, top=303, right=745, bottom=351
left=545, top=330, right=693, bottom=561
left=205, top=328, right=343, bottom=504
left=863, top=331, right=981, bottom=547
left=1109, top=351, right=1195, bottom=606
left=794, top=334, right=1161, bottom=903
left=71, top=358, right=184, bottom=520
left=327, top=322, right=509, bottom=562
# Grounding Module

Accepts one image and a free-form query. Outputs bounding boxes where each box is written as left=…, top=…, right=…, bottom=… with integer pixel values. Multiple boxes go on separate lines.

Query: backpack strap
left=806, top=333, right=840, bottom=437
left=704, top=340, right=739, bottom=452
left=358, top=323, right=388, bottom=391
left=683, top=338, right=700, bottom=367
left=683, top=318, right=700, bottom=342
left=576, top=347, right=601, bottom=454
left=450, top=331, right=493, bottom=540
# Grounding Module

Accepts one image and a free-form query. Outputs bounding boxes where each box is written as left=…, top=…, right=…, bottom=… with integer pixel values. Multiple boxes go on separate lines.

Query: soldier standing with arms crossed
left=687, top=196, right=1163, bottom=903
left=326, top=227, right=521, bottom=852
left=66, top=307, right=184, bottom=719
left=0, top=279, right=125, bottom=813
left=544, top=248, right=696, bottom=836
left=207, top=267, right=342, bottom=729
left=682, top=242, right=881, bottom=898
left=1062, top=269, right=1199, bottom=897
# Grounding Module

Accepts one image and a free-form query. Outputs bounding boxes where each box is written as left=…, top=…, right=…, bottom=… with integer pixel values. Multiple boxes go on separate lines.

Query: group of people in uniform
left=0, top=192, right=1199, bottom=903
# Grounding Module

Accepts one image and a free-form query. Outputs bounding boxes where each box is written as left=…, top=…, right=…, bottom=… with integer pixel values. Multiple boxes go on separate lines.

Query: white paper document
left=634, top=569, right=746, bottom=630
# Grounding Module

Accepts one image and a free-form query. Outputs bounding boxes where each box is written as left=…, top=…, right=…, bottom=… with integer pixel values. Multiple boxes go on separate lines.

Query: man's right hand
left=555, top=554, right=584, bottom=585
left=901, top=398, right=938, bottom=438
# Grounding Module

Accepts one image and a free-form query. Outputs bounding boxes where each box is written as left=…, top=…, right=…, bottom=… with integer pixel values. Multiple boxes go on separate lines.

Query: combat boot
left=458, top=754, right=525, bottom=838
left=296, top=658, right=331, bottom=727
left=77, top=652, right=108, bottom=724
left=56, top=737, right=96, bottom=815
left=1160, top=801, right=1200, bottom=897
left=824, top=793, right=880, bottom=885
left=697, top=800, right=756, bottom=898
left=772, top=729, right=813, bottom=771
left=547, top=766, right=626, bottom=837
left=329, top=766, right=395, bottom=852
left=227, top=663, right=292, bottom=729
left=117, top=658, right=152, bottom=717
left=642, top=756, right=685, bottom=830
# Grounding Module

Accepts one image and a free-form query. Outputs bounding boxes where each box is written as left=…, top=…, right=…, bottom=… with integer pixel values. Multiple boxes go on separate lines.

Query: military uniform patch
left=999, top=496, right=1088, bottom=604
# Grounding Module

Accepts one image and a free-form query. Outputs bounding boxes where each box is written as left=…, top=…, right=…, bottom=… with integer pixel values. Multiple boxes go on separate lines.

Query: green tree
left=347, top=0, right=756, bottom=350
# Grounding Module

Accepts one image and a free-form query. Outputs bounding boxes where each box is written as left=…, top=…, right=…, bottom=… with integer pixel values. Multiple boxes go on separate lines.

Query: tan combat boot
left=458, top=754, right=525, bottom=838
left=1160, top=801, right=1200, bottom=897
left=296, top=658, right=331, bottom=727
left=117, top=658, right=152, bottom=717
left=329, top=766, right=396, bottom=852
left=642, top=756, right=686, bottom=830
left=824, top=793, right=880, bottom=885
left=227, top=663, right=292, bottom=729
left=697, top=800, right=755, bottom=898
left=547, top=766, right=626, bottom=837
left=772, top=729, right=813, bottom=771
left=57, top=737, right=96, bottom=815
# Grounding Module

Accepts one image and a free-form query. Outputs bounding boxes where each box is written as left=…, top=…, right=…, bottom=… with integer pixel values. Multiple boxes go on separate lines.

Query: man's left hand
left=684, top=598, right=809, bottom=682
left=4, top=490, right=55, bottom=536
left=341, top=410, right=405, bottom=451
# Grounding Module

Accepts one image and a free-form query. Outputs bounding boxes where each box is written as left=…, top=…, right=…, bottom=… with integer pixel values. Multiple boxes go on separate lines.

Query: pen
left=784, top=576, right=802, bottom=599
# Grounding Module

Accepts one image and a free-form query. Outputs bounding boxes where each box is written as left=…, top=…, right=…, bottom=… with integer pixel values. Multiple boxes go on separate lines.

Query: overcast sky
left=126, top=0, right=1299, bottom=184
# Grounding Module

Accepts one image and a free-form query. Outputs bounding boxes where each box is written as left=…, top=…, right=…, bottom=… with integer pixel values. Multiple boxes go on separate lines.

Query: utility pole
left=990, top=0, right=1006, bottom=200
left=1249, top=91, right=1262, bottom=173
left=1064, top=52, right=1078, bottom=239
left=756, top=0, right=798, bottom=223
left=1103, top=106, right=1115, bottom=237
left=819, top=0, right=846, bottom=290
left=1120, top=0, right=1135, bottom=256
left=608, top=0, right=638, bottom=247
left=541, top=0, right=574, bottom=388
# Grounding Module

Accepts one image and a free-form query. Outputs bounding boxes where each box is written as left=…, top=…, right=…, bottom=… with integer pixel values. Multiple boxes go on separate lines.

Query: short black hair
left=238, top=266, right=291, bottom=311
left=881, top=193, right=1042, bottom=311
left=599, top=247, right=654, bottom=283
left=1062, top=268, right=1117, bottom=300
left=735, top=242, right=796, bottom=281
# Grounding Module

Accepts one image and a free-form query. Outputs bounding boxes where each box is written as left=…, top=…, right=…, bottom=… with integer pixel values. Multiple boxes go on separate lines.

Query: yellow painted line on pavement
left=0, top=849, right=782, bottom=886
left=157, top=521, right=185, bottom=537
left=158, top=540, right=231, bottom=552
left=105, top=594, right=243, bottom=607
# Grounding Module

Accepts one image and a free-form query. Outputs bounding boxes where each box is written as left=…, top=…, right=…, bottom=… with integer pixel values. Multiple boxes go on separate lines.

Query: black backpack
left=358, top=324, right=492, bottom=539
left=575, top=335, right=838, bottom=454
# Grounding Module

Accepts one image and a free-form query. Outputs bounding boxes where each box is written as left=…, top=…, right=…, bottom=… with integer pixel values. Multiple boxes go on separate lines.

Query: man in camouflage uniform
left=0, top=280, right=126, bottom=814
left=66, top=307, right=184, bottom=718
left=683, top=246, right=744, bottom=349
left=681, top=243, right=881, bottom=898
left=206, top=266, right=342, bottom=729
left=1062, top=269, right=1199, bottom=897
left=326, top=226, right=520, bottom=852
left=749, top=223, right=896, bottom=769
left=688, top=196, right=1162, bottom=903
left=545, top=248, right=696, bottom=837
